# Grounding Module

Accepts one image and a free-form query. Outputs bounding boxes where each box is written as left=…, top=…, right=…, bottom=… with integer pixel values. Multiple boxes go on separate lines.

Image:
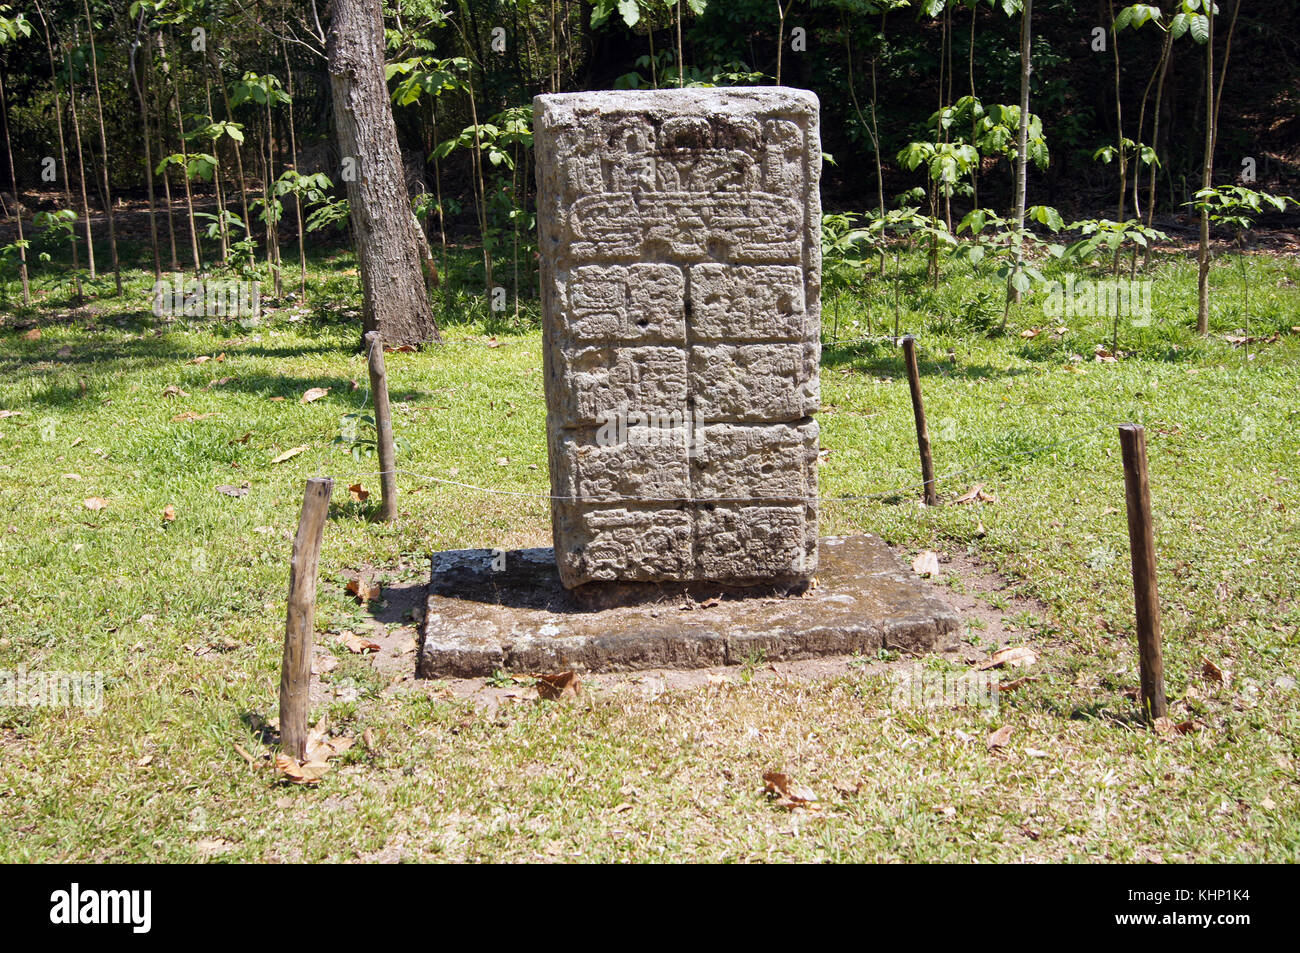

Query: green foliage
left=1061, top=219, right=1169, bottom=266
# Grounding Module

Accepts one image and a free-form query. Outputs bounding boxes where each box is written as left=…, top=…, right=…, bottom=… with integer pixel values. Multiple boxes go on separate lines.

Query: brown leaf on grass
left=187, top=355, right=211, bottom=365
left=1153, top=717, right=1197, bottom=736
left=312, top=652, right=340, bottom=675
left=1202, top=657, right=1229, bottom=685
left=162, top=504, right=176, bottom=522
left=1020, top=328, right=1041, bottom=339
left=206, top=376, right=234, bottom=388
left=229, top=432, right=252, bottom=445
left=534, top=670, right=582, bottom=701
left=953, top=483, right=999, bottom=504
left=986, top=725, right=1014, bottom=749
left=0, top=410, right=22, bottom=419
left=83, top=497, right=110, bottom=511
left=383, top=343, right=417, bottom=353
left=161, top=384, right=189, bottom=399
left=305, top=725, right=355, bottom=762
left=486, top=337, right=501, bottom=348
left=346, top=578, right=380, bottom=603
left=977, top=646, right=1038, bottom=670
left=171, top=411, right=218, bottom=423
left=337, top=630, right=380, bottom=654
left=215, top=483, right=249, bottom=497
left=911, top=550, right=940, bottom=578
left=832, top=778, right=864, bottom=797
left=762, top=770, right=821, bottom=810
left=270, top=445, right=308, bottom=464
left=23, top=328, right=41, bottom=340
left=275, top=722, right=355, bottom=784
left=274, top=752, right=331, bottom=785
left=301, top=387, right=330, bottom=404
left=348, top=483, right=369, bottom=502
left=998, top=676, right=1039, bottom=693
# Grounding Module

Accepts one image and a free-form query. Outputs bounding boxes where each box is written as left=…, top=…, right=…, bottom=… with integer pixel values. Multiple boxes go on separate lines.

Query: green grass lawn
left=1, top=243, right=1298, bottom=861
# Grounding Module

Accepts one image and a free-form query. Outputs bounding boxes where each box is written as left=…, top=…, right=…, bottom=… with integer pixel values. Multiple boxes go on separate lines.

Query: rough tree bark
left=327, top=0, right=440, bottom=345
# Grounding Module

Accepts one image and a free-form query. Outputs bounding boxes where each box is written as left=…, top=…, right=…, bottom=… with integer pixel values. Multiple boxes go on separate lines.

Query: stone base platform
left=417, top=535, right=960, bottom=678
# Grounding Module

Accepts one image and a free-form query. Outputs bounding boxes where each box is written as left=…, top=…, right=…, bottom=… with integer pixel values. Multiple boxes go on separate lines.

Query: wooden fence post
left=902, top=335, right=939, bottom=506
left=1119, top=424, right=1167, bottom=722
left=279, top=476, right=333, bottom=760
left=364, top=331, right=398, bottom=521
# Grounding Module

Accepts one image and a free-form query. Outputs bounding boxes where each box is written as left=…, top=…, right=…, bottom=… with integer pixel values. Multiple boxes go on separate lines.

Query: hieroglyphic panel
left=535, top=89, right=822, bottom=588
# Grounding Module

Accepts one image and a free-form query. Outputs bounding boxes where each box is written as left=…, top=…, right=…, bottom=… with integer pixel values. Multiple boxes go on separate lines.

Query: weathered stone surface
left=535, top=88, right=822, bottom=588
left=418, top=535, right=961, bottom=677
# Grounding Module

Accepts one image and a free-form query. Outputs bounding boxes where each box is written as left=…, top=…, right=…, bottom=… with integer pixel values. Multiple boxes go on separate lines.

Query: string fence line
left=323, top=420, right=1130, bottom=507
left=306, top=332, right=1165, bottom=508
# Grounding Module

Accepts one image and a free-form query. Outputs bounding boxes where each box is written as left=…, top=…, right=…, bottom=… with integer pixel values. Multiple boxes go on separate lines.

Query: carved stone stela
left=534, top=88, right=822, bottom=588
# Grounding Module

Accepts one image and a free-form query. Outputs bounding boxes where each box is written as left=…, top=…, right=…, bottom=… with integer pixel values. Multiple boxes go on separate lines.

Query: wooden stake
left=279, top=476, right=333, bottom=760
left=364, top=331, right=398, bottom=521
left=902, top=335, right=939, bottom=506
left=1119, top=424, right=1167, bottom=722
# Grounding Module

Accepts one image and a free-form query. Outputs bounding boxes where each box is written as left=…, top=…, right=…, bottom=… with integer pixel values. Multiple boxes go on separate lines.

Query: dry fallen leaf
left=998, top=675, right=1038, bottom=692
left=274, top=753, right=331, bottom=785
left=1153, top=717, right=1197, bottom=736
left=535, top=670, right=582, bottom=701
left=762, top=770, right=821, bottom=810
left=346, top=579, right=380, bottom=603
left=348, top=483, right=369, bottom=502
left=1202, top=657, right=1229, bottom=685
left=162, top=384, right=189, bottom=398
left=911, top=550, right=940, bottom=578
left=301, top=387, right=330, bottom=404
left=312, top=652, right=340, bottom=675
left=162, top=504, right=176, bottom=522
left=215, top=483, right=249, bottom=498
left=270, top=445, right=309, bottom=464
left=977, top=646, right=1038, bottom=670
left=24, top=328, right=41, bottom=341
left=171, top=411, right=218, bottom=422
left=987, top=725, right=1014, bottom=749
left=83, top=497, right=110, bottom=511
left=383, top=344, right=417, bottom=353
left=337, top=630, right=381, bottom=654
left=0, top=410, right=22, bottom=419
left=187, top=355, right=211, bottom=365
left=1020, top=328, right=1040, bottom=338
left=954, top=483, right=998, bottom=504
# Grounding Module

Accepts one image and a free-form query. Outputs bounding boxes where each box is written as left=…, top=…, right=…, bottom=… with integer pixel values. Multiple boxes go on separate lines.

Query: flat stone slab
left=418, top=535, right=959, bottom=678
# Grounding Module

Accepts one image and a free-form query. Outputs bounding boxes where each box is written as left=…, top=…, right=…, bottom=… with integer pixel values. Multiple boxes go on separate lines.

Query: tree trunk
left=282, top=40, right=308, bottom=298
left=34, top=0, right=82, bottom=302
left=159, top=32, right=202, bottom=273
left=327, top=0, right=440, bottom=345
left=130, top=18, right=162, bottom=280
left=1008, top=0, right=1032, bottom=310
left=0, top=73, right=29, bottom=305
left=1196, top=4, right=1214, bottom=335
left=65, top=46, right=96, bottom=280
left=82, top=1, right=121, bottom=294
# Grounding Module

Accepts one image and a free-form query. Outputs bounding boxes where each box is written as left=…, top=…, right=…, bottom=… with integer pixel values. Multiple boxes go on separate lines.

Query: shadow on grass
left=821, top=336, right=1030, bottom=382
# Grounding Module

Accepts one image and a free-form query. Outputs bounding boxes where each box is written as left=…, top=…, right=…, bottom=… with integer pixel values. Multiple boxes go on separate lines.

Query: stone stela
left=535, top=88, right=823, bottom=589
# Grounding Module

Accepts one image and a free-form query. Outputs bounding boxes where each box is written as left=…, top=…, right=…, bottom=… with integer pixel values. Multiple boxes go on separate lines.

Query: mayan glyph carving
left=535, top=88, right=822, bottom=588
